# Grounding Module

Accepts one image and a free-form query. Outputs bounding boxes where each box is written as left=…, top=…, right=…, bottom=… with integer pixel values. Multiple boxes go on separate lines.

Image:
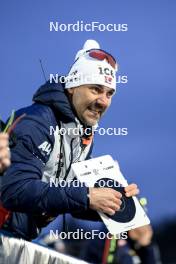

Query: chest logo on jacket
left=38, top=141, right=52, bottom=155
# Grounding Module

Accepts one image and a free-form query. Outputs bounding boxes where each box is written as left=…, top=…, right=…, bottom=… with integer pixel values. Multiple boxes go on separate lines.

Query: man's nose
left=96, top=94, right=110, bottom=108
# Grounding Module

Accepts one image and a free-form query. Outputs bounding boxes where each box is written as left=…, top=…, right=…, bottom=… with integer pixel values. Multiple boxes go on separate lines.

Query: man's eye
left=94, top=87, right=100, bottom=93
left=107, top=91, right=114, bottom=98
left=91, top=87, right=100, bottom=93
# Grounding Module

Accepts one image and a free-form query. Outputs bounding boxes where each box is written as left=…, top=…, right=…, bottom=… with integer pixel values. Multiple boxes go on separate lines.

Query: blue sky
left=1, top=0, right=176, bottom=223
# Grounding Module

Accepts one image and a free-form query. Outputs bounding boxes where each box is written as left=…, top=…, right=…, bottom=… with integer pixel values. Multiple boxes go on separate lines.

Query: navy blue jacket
left=1, top=80, right=94, bottom=240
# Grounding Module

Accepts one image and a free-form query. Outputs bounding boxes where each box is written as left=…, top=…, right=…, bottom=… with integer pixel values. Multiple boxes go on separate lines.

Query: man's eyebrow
left=88, top=84, right=103, bottom=89
left=88, top=85, right=115, bottom=95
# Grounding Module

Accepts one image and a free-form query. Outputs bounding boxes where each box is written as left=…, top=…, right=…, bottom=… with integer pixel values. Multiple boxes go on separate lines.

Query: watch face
left=94, top=178, right=136, bottom=223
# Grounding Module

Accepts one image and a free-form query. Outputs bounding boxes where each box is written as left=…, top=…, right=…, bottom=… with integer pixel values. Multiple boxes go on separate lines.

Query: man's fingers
left=109, top=201, right=121, bottom=211
left=1, top=157, right=11, bottom=168
left=89, top=187, right=123, bottom=214
left=0, top=147, right=10, bottom=160
left=125, top=183, right=140, bottom=197
left=125, top=183, right=138, bottom=192
left=110, top=189, right=122, bottom=199
left=0, top=140, right=9, bottom=149
left=128, top=225, right=153, bottom=246
left=102, top=203, right=120, bottom=215
left=104, top=208, right=116, bottom=216
left=0, top=133, right=11, bottom=172
left=102, top=202, right=122, bottom=215
left=0, top=158, right=11, bottom=173
left=125, top=188, right=140, bottom=197
left=113, top=198, right=122, bottom=207
left=0, top=133, right=9, bottom=140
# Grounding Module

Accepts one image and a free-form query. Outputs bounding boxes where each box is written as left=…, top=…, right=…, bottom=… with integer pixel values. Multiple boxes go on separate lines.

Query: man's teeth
left=89, top=108, right=100, bottom=113
left=90, top=110, right=99, bottom=114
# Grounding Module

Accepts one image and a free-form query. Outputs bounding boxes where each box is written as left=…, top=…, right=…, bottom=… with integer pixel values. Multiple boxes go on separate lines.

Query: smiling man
left=0, top=40, right=139, bottom=242
left=67, top=84, right=114, bottom=126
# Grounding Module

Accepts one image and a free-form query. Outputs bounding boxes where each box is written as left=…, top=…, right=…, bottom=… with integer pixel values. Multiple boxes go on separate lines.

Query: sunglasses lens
left=88, top=49, right=117, bottom=69
left=89, top=51, right=105, bottom=61
left=108, top=56, right=116, bottom=69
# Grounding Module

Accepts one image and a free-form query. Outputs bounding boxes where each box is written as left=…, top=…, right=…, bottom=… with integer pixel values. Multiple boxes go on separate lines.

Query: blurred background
left=1, top=0, right=176, bottom=262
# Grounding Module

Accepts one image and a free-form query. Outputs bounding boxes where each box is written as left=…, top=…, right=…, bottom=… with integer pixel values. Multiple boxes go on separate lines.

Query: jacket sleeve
left=1, top=115, right=89, bottom=216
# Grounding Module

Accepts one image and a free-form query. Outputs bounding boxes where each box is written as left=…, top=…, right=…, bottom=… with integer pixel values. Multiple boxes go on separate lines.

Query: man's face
left=67, top=84, right=115, bottom=126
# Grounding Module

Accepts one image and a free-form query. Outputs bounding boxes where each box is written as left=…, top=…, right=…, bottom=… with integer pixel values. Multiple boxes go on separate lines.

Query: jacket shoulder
left=12, top=103, right=57, bottom=164
left=15, top=103, right=57, bottom=127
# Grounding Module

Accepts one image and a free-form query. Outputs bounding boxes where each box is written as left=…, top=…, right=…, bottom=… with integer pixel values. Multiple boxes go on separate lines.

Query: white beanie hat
left=65, top=40, right=118, bottom=91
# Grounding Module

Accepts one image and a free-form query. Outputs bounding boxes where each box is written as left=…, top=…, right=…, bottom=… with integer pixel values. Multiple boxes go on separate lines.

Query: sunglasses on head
left=86, top=49, right=117, bottom=70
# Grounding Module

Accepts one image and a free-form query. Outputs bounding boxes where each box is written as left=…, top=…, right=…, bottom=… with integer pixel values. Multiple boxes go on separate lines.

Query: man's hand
left=89, top=183, right=139, bottom=215
left=124, top=183, right=140, bottom=197
left=128, top=225, right=153, bottom=246
left=0, top=133, right=11, bottom=173
left=89, top=187, right=122, bottom=215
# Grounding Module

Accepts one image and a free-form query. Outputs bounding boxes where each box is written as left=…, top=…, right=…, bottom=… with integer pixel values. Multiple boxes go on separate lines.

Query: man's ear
left=67, top=88, right=75, bottom=95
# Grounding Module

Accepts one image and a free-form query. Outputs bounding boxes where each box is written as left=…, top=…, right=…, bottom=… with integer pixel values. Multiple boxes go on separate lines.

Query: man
left=1, top=40, right=139, bottom=241
left=0, top=133, right=10, bottom=173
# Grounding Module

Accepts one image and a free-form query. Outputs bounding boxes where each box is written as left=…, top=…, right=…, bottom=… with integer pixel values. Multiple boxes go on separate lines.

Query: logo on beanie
left=67, top=70, right=79, bottom=83
left=98, top=67, right=115, bottom=78
left=104, top=76, right=113, bottom=85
